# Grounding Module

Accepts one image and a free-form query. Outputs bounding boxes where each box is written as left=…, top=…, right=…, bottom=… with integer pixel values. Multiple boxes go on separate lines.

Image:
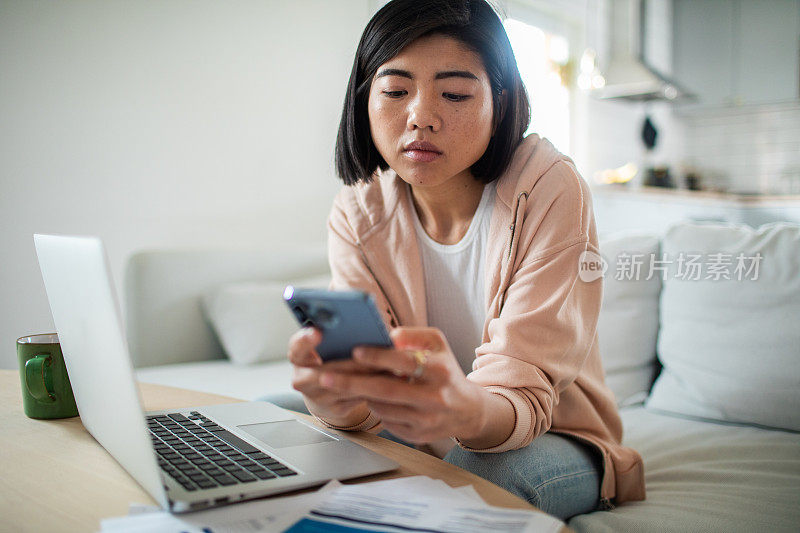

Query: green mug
left=16, top=333, right=79, bottom=419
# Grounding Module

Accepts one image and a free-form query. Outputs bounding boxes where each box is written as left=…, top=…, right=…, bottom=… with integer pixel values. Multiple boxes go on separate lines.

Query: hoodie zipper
left=499, top=192, right=528, bottom=309
left=508, top=192, right=528, bottom=258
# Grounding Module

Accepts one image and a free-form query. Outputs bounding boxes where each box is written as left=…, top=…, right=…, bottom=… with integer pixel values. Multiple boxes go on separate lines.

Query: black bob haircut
left=334, top=0, right=531, bottom=186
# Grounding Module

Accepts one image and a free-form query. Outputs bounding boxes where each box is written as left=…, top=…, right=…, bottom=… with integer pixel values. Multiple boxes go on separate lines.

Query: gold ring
left=408, top=349, right=429, bottom=383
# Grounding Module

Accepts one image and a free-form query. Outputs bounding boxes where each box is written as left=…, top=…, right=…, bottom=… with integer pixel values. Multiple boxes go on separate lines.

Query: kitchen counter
left=592, top=185, right=800, bottom=206
left=590, top=185, right=800, bottom=236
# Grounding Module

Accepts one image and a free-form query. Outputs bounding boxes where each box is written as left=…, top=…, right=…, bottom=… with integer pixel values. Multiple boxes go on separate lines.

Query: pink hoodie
left=321, top=135, right=646, bottom=504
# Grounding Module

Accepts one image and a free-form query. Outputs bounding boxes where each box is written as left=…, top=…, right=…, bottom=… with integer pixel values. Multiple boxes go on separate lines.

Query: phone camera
left=312, top=307, right=339, bottom=329
left=292, top=306, right=314, bottom=328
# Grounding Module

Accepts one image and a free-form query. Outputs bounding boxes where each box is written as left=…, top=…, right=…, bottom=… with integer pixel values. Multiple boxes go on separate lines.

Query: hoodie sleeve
left=464, top=161, right=604, bottom=453
left=309, top=191, right=388, bottom=433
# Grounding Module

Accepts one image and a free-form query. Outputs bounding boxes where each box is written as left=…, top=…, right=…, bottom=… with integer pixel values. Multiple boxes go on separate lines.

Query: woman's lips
left=403, top=141, right=442, bottom=163
left=404, top=149, right=441, bottom=162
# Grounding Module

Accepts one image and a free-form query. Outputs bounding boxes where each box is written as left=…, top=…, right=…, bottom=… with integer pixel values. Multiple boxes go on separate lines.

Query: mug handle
left=25, top=355, right=56, bottom=403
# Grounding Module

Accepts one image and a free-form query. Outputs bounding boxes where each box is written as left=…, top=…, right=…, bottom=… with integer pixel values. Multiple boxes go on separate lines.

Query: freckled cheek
left=449, top=104, right=494, bottom=152
left=370, top=101, right=407, bottom=137
left=369, top=104, right=405, bottom=163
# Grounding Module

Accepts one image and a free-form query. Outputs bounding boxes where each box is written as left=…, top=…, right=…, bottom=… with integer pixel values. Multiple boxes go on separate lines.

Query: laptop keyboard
left=146, top=411, right=297, bottom=492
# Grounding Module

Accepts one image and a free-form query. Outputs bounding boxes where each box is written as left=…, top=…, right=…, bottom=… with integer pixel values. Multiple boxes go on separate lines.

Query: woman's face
left=367, top=34, right=495, bottom=189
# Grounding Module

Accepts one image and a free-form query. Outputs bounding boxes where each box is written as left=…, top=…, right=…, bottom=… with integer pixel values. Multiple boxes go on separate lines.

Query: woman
left=286, top=0, right=645, bottom=519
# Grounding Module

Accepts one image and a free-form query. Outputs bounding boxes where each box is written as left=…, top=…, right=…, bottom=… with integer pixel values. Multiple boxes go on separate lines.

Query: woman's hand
left=317, top=327, right=509, bottom=446
left=287, top=328, right=372, bottom=425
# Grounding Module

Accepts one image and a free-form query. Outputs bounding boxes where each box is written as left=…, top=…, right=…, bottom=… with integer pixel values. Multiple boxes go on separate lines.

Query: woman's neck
left=409, top=172, right=486, bottom=245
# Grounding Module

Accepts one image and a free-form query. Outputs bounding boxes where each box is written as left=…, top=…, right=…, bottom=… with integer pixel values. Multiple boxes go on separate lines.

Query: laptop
left=33, top=233, right=397, bottom=513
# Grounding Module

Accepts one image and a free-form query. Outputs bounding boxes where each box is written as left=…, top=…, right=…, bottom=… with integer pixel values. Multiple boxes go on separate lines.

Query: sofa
left=128, top=221, right=800, bottom=532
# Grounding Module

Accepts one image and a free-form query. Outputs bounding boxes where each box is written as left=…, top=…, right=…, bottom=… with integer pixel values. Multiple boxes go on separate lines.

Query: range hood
left=592, top=0, right=691, bottom=101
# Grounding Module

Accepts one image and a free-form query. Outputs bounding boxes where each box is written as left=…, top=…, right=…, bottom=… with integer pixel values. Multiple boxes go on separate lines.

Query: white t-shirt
left=411, top=182, right=496, bottom=374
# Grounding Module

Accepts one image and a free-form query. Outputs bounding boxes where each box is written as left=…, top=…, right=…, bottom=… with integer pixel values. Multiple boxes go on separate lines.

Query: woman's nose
left=406, top=94, right=441, bottom=132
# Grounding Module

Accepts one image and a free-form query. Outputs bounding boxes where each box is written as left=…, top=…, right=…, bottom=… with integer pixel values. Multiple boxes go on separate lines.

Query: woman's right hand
left=287, top=328, right=371, bottom=425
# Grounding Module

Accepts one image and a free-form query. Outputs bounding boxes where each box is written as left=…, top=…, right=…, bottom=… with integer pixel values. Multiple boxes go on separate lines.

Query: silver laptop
left=34, top=234, right=397, bottom=513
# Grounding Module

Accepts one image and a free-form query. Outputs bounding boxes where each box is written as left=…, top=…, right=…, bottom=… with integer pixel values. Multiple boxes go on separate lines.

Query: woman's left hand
left=318, top=327, right=489, bottom=444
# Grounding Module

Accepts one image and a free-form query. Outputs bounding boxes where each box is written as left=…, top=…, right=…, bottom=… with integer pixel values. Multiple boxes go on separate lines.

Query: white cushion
left=647, top=222, right=800, bottom=431
left=597, top=233, right=662, bottom=406
left=569, top=406, right=800, bottom=532
left=202, top=274, right=331, bottom=365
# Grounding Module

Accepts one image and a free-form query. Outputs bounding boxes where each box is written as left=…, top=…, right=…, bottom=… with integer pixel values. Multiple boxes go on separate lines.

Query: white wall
left=0, top=0, right=371, bottom=369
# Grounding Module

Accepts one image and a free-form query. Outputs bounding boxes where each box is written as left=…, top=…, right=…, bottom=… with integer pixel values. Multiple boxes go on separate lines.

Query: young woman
left=286, top=0, right=645, bottom=519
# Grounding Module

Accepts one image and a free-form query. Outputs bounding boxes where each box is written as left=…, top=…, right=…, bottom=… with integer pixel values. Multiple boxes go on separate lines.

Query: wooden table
left=0, top=370, right=560, bottom=532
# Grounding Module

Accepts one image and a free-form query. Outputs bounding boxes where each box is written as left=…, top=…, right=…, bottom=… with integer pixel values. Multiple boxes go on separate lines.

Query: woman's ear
left=492, top=89, right=508, bottom=136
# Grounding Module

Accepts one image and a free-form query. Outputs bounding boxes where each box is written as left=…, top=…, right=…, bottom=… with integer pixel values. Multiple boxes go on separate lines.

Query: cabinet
left=673, top=0, right=800, bottom=107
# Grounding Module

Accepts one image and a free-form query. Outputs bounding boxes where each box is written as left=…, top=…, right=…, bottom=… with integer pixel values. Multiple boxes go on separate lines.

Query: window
left=503, top=18, right=571, bottom=154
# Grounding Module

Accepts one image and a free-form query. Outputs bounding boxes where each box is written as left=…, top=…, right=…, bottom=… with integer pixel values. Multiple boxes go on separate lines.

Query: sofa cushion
left=647, top=222, right=800, bottom=431
left=202, top=274, right=331, bottom=365
left=569, top=406, right=800, bottom=532
left=597, top=233, right=662, bottom=406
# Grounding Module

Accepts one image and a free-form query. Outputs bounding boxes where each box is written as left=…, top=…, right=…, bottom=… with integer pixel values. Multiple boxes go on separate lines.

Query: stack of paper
left=100, top=476, right=564, bottom=533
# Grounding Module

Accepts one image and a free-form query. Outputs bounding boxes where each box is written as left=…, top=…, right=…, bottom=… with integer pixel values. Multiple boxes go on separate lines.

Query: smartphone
left=283, top=286, right=393, bottom=361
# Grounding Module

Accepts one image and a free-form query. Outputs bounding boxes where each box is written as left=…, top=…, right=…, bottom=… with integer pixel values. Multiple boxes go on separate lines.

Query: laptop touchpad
left=238, top=420, right=336, bottom=449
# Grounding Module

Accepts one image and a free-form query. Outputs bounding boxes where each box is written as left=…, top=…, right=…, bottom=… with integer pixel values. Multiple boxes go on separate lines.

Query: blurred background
left=2, top=0, right=799, bottom=370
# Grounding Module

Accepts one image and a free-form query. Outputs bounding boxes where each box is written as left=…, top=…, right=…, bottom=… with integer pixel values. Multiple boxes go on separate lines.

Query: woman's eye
left=382, top=90, right=407, bottom=98
left=443, top=93, right=471, bottom=102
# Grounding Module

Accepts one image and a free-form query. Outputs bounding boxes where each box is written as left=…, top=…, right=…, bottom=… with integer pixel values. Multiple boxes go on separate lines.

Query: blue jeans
left=444, top=433, right=602, bottom=520
left=260, top=392, right=602, bottom=520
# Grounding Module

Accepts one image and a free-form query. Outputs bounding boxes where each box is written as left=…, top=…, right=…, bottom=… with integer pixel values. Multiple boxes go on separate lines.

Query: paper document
left=287, top=477, right=562, bottom=533
left=100, top=476, right=563, bottom=533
